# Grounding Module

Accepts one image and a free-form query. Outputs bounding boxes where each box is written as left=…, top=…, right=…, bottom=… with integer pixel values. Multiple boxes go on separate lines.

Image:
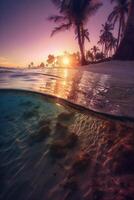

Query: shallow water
left=0, top=67, right=134, bottom=118
left=0, top=67, right=134, bottom=200
left=0, top=90, right=134, bottom=200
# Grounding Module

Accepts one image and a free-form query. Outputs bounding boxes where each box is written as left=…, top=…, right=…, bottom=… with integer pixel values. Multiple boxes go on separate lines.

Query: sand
left=76, top=61, right=134, bottom=77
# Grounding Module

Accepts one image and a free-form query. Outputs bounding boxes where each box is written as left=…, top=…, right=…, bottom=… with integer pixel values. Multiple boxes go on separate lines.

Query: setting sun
left=62, top=57, right=70, bottom=66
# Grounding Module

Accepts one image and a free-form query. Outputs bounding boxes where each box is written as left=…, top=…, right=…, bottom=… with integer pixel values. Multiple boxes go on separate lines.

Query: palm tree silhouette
left=86, top=50, right=94, bottom=62
left=98, top=36, right=105, bottom=54
left=114, top=0, right=134, bottom=60
left=95, top=52, right=105, bottom=61
left=75, top=28, right=90, bottom=45
left=49, top=0, right=102, bottom=65
left=47, top=54, right=55, bottom=66
left=91, top=45, right=100, bottom=61
left=30, top=62, right=34, bottom=68
left=75, top=28, right=90, bottom=54
left=40, top=62, right=45, bottom=68
left=108, top=0, right=129, bottom=48
left=98, top=23, right=113, bottom=57
left=108, top=36, right=117, bottom=57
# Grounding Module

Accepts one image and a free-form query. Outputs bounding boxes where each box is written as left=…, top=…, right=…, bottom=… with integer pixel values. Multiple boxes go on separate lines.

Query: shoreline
left=1, top=61, right=134, bottom=119
left=80, top=60, right=134, bottom=77
left=55, top=60, right=134, bottom=78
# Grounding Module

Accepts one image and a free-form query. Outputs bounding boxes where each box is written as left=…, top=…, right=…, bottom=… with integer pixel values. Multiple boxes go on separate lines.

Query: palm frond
left=85, top=34, right=90, bottom=42
left=108, top=9, right=118, bottom=22
left=84, top=29, right=90, bottom=42
left=112, top=15, right=119, bottom=26
left=48, top=15, right=67, bottom=23
left=51, top=22, right=72, bottom=37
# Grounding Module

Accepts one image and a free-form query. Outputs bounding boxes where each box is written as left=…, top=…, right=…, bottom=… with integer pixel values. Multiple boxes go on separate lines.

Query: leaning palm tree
left=49, top=0, right=102, bottom=65
left=114, top=0, right=134, bottom=60
left=108, top=0, right=129, bottom=48
left=107, top=36, right=117, bottom=57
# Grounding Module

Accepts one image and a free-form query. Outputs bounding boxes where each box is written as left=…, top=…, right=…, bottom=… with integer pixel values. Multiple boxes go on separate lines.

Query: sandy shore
left=77, top=60, right=134, bottom=77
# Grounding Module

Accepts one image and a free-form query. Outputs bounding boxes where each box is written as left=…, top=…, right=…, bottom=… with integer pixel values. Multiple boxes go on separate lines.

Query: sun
left=62, top=56, right=70, bottom=65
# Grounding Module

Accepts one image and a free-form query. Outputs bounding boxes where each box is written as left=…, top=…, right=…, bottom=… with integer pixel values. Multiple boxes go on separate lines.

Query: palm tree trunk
left=76, top=24, right=86, bottom=65
left=104, top=43, right=107, bottom=57
left=102, top=44, right=104, bottom=54
left=117, top=16, right=122, bottom=49
left=114, top=0, right=134, bottom=60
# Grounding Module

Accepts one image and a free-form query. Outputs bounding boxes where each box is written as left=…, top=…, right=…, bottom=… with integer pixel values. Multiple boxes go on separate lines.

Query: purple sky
left=0, top=0, right=114, bottom=67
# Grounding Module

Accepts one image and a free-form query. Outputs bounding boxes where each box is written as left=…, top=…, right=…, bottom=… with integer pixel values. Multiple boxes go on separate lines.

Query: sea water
left=0, top=68, right=134, bottom=200
left=0, top=90, right=134, bottom=200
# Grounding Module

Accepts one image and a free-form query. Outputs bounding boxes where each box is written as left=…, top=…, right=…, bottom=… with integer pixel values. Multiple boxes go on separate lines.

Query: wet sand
left=65, top=60, right=134, bottom=77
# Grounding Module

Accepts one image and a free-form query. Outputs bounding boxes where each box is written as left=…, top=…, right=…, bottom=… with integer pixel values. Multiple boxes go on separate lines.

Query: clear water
left=0, top=68, right=134, bottom=200
left=0, top=67, right=134, bottom=118
left=0, top=90, right=134, bottom=200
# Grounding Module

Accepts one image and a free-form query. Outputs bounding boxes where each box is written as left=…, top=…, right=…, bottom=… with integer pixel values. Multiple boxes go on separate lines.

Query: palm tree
left=75, top=28, right=90, bottom=54
left=47, top=54, right=55, bottom=66
left=108, top=0, right=129, bottom=48
left=49, top=0, right=102, bottom=65
left=75, top=28, right=90, bottom=45
left=95, top=52, right=105, bottom=60
left=98, top=35, right=105, bottom=54
left=86, top=50, right=94, bottom=62
left=40, top=62, right=45, bottom=68
left=30, top=62, right=34, bottom=68
left=91, top=45, right=100, bottom=61
left=114, top=0, right=134, bottom=60
left=99, top=23, right=113, bottom=57
left=107, top=36, right=117, bottom=57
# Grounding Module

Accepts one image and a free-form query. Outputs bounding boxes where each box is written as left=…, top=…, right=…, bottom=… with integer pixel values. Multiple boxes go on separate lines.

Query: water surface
left=0, top=67, right=134, bottom=118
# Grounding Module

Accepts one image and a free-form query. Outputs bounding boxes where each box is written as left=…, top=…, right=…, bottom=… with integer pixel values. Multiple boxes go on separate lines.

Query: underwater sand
left=0, top=90, right=134, bottom=200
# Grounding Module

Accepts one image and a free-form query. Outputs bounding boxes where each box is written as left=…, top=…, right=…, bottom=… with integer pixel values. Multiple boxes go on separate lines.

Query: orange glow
left=62, top=56, right=70, bottom=66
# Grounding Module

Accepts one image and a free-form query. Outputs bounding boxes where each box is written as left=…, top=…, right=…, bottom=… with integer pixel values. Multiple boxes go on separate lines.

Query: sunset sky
left=0, top=0, right=115, bottom=67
